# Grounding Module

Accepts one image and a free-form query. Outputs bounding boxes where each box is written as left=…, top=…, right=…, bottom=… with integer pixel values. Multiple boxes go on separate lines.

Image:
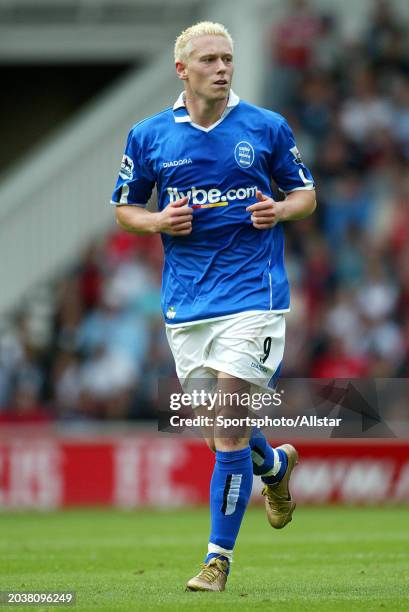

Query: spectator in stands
left=265, top=0, right=327, bottom=110
left=296, top=70, right=337, bottom=141
left=365, top=0, right=408, bottom=73
left=390, top=77, right=409, bottom=158
left=77, top=281, right=148, bottom=368
left=340, top=66, right=393, bottom=145
left=51, top=350, right=82, bottom=418
left=310, top=337, right=370, bottom=379
left=322, top=170, right=373, bottom=247
left=77, top=242, right=103, bottom=312
left=0, top=381, right=53, bottom=424
left=79, top=342, right=138, bottom=420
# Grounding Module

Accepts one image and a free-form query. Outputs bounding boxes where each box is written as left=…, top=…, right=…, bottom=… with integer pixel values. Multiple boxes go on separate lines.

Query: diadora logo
left=234, top=141, right=255, bottom=168
left=163, top=158, right=193, bottom=168
left=250, top=361, right=268, bottom=374
left=167, top=185, right=258, bottom=208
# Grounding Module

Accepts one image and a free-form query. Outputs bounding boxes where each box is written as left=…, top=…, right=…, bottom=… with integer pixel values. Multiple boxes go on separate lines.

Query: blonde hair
left=174, top=21, right=233, bottom=63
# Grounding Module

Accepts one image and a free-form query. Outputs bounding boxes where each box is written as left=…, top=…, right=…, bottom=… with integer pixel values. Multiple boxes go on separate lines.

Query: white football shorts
left=166, top=311, right=285, bottom=403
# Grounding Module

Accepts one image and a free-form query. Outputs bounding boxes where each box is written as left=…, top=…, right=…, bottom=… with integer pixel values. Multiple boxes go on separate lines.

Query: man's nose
left=215, top=58, right=226, bottom=72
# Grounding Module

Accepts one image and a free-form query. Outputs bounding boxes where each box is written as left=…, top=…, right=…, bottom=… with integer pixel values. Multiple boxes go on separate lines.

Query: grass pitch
left=1, top=506, right=408, bottom=611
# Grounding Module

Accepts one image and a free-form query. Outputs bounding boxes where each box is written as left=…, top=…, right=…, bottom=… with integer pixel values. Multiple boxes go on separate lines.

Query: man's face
left=177, top=35, right=234, bottom=102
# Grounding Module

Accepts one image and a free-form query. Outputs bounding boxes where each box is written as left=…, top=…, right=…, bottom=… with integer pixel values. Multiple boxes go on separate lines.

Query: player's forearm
left=279, top=190, right=317, bottom=221
left=115, top=205, right=160, bottom=235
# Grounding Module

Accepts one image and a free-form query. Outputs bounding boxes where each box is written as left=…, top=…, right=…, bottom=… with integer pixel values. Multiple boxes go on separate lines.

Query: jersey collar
left=172, top=89, right=240, bottom=132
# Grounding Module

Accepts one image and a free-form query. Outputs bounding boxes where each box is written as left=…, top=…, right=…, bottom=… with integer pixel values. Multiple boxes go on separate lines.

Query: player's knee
left=203, top=437, right=216, bottom=452
left=215, top=437, right=247, bottom=452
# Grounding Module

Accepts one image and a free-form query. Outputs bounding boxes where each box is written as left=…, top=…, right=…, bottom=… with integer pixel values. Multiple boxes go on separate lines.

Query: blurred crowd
left=0, top=0, right=408, bottom=422
left=265, top=0, right=409, bottom=385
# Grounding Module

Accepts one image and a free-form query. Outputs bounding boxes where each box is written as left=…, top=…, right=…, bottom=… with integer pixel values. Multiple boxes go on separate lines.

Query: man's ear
left=176, top=61, right=188, bottom=81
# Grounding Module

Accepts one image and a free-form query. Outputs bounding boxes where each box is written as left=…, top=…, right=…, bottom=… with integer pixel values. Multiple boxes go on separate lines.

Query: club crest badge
left=234, top=141, right=255, bottom=168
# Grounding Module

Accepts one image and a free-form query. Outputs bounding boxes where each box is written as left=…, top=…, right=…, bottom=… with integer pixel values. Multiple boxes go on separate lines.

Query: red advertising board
left=0, top=431, right=408, bottom=508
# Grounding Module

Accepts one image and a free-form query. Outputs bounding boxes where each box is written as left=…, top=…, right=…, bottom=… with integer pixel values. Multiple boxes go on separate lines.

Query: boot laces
left=199, top=557, right=227, bottom=582
left=262, top=484, right=289, bottom=504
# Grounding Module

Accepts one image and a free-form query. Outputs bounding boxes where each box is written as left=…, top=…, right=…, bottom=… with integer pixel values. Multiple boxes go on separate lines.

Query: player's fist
left=158, top=196, right=193, bottom=236
left=246, top=190, right=283, bottom=230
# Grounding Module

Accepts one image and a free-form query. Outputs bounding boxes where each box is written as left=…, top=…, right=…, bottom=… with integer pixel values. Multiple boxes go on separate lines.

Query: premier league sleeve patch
left=111, top=126, right=156, bottom=206
left=119, top=154, right=134, bottom=180
left=270, top=119, right=315, bottom=192
left=290, top=145, right=303, bottom=165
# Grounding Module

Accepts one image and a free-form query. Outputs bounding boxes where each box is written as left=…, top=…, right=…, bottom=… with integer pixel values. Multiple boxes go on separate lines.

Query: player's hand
left=157, top=196, right=193, bottom=236
left=246, top=191, right=284, bottom=229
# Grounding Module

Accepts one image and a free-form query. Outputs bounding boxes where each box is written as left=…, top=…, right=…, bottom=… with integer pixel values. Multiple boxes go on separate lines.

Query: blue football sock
left=206, top=446, right=253, bottom=567
left=249, top=427, right=288, bottom=485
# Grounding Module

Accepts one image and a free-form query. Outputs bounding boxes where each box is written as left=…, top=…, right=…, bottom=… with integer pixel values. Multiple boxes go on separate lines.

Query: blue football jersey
left=111, top=90, right=315, bottom=325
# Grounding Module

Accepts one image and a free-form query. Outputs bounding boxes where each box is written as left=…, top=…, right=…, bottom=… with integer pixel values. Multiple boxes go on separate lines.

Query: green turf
left=0, top=506, right=408, bottom=611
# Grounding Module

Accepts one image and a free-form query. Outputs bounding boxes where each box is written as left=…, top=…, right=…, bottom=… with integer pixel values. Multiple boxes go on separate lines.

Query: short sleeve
left=270, top=119, right=315, bottom=194
left=111, top=128, right=156, bottom=207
